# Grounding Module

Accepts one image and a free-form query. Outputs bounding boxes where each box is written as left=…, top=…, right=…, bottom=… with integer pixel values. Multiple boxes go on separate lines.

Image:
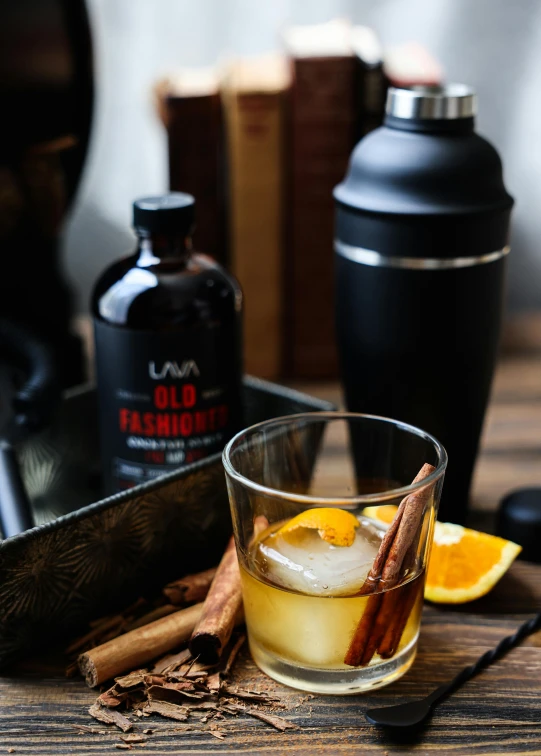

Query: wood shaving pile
left=68, top=568, right=300, bottom=745
left=84, top=633, right=298, bottom=745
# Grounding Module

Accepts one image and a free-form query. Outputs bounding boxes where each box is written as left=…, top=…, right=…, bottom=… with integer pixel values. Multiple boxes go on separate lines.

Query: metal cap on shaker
left=385, top=84, right=477, bottom=121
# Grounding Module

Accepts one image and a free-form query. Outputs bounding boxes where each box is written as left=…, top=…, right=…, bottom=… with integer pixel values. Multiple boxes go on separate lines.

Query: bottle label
left=94, top=320, right=240, bottom=493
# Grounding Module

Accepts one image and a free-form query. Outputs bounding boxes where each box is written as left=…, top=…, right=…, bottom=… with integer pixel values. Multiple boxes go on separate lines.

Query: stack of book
left=156, top=20, right=441, bottom=380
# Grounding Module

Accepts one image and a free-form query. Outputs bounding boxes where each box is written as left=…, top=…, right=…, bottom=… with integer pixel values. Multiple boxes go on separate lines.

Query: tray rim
left=0, top=375, right=335, bottom=553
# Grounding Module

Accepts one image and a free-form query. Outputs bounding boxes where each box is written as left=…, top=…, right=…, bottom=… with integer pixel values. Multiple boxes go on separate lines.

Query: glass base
left=249, top=634, right=418, bottom=695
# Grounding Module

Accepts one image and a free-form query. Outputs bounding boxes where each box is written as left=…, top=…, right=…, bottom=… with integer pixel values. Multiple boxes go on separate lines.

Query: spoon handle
left=426, top=610, right=541, bottom=707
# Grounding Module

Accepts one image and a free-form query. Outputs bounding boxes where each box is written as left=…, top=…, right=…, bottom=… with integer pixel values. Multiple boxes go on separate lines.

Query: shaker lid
left=334, top=81, right=513, bottom=226
left=333, top=81, right=513, bottom=257
left=386, top=84, right=477, bottom=121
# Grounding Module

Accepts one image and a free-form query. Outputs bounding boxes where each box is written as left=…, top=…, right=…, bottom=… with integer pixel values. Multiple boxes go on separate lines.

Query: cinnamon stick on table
left=78, top=603, right=204, bottom=687
left=163, top=568, right=217, bottom=606
left=189, top=536, right=243, bottom=664
left=189, top=518, right=269, bottom=664
left=344, top=463, right=435, bottom=667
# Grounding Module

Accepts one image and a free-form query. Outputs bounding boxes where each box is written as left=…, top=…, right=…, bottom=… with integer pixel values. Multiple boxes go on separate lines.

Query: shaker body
left=335, top=246, right=506, bottom=523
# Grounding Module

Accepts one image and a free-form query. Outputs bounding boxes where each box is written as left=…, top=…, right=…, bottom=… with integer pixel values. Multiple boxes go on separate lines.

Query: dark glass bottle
left=92, top=194, right=243, bottom=494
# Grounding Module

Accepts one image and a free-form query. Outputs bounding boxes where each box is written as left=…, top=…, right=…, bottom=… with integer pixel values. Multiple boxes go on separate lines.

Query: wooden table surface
left=2, top=354, right=541, bottom=755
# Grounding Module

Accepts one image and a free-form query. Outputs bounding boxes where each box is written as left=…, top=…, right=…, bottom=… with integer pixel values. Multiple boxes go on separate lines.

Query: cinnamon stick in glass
left=378, top=573, right=424, bottom=658
left=344, top=463, right=435, bottom=667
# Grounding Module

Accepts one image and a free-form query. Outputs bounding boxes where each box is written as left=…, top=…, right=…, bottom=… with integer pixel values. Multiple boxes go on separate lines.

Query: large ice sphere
left=258, top=517, right=382, bottom=597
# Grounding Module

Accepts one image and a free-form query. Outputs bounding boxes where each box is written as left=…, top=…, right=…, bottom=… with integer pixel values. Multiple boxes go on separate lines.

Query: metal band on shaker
left=334, top=241, right=510, bottom=270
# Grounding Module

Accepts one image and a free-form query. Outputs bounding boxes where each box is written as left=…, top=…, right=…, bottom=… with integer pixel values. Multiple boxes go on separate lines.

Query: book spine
left=162, top=93, right=226, bottom=264
left=224, top=87, right=286, bottom=379
left=286, top=56, right=357, bottom=379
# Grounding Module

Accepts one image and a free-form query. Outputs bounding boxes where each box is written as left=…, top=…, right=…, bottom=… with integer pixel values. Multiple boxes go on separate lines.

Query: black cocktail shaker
left=334, top=85, right=513, bottom=523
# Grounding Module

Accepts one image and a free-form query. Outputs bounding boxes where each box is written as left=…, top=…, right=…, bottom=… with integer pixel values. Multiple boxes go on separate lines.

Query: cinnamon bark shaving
left=98, top=688, right=130, bottom=708
left=221, top=683, right=279, bottom=703
left=144, top=700, right=189, bottom=721
left=87, top=630, right=297, bottom=733
left=151, top=648, right=192, bottom=675
left=88, top=703, right=133, bottom=732
left=242, top=708, right=299, bottom=731
left=115, top=671, right=147, bottom=688
left=206, top=672, right=221, bottom=693
left=223, top=634, right=246, bottom=676
left=147, top=683, right=205, bottom=702
left=77, top=530, right=299, bottom=735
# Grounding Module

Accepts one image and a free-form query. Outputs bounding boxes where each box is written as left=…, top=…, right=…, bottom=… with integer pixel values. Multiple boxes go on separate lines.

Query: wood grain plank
left=491, top=356, right=541, bottom=400
left=501, top=312, right=541, bottom=355
left=471, top=456, right=541, bottom=512
left=481, top=402, right=541, bottom=451
left=2, top=356, right=541, bottom=754
left=2, top=564, right=541, bottom=754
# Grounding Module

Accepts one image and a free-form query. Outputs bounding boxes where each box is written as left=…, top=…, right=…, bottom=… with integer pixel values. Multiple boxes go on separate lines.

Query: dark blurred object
left=0, top=0, right=93, bottom=387
left=155, top=71, right=226, bottom=265
left=0, top=320, right=60, bottom=538
left=497, top=489, right=541, bottom=563
left=352, top=26, right=387, bottom=139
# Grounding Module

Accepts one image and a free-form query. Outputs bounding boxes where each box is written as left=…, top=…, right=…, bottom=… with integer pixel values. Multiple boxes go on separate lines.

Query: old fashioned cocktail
left=223, top=413, right=446, bottom=693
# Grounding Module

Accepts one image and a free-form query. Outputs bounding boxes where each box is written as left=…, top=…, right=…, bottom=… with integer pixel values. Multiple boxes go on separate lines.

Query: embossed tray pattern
left=0, top=377, right=334, bottom=668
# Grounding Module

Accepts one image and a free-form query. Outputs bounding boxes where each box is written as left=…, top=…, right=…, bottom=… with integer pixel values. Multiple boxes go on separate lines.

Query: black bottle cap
left=496, top=488, right=541, bottom=563
left=133, top=193, right=195, bottom=234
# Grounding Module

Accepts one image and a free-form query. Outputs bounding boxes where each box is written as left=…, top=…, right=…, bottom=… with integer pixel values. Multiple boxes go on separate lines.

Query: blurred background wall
left=64, top=0, right=540, bottom=313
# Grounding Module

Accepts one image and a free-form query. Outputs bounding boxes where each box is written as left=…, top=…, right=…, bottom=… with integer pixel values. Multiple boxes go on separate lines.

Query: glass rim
left=222, top=411, right=448, bottom=506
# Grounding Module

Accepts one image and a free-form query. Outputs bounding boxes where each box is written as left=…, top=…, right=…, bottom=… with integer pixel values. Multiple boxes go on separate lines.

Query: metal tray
left=0, top=377, right=334, bottom=668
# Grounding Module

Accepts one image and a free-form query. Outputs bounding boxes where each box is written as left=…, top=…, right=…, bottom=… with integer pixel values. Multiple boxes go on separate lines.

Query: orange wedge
left=277, top=507, right=359, bottom=547
left=362, top=505, right=521, bottom=603
left=425, top=522, right=521, bottom=603
left=362, top=504, right=398, bottom=525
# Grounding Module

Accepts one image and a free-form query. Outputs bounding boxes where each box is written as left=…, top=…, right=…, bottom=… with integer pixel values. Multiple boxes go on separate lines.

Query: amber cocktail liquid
left=223, top=413, right=446, bottom=694
left=241, top=516, right=424, bottom=693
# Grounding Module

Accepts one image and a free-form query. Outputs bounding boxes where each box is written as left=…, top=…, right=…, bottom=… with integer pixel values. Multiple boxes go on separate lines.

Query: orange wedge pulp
left=361, top=504, right=398, bottom=525
left=362, top=505, right=522, bottom=603
left=277, top=507, right=359, bottom=547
